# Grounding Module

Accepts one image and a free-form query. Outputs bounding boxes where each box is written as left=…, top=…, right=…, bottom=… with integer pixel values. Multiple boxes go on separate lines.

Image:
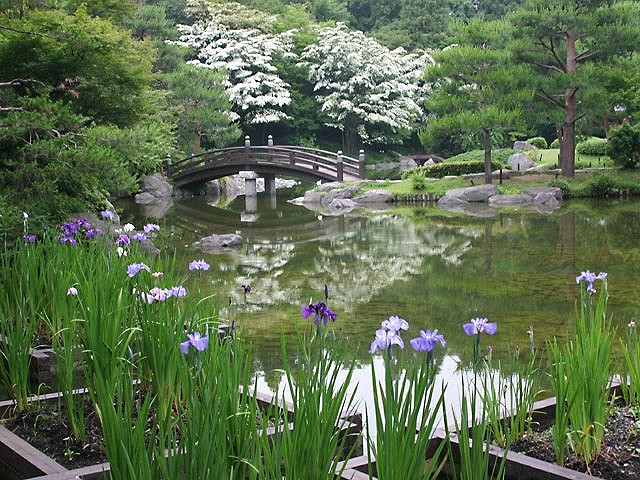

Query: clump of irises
left=368, top=315, right=447, bottom=480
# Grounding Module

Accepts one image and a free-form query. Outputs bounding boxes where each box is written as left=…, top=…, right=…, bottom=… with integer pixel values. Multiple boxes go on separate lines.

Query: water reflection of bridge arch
left=168, top=136, right=366, bottom=189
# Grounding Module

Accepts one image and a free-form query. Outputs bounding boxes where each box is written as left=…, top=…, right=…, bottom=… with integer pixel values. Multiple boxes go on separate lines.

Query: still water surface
left=117, top=190, right=640, bottom=402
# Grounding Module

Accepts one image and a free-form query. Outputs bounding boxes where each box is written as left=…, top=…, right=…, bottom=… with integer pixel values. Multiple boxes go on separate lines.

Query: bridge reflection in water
left=168, top=135, right=366, bottom=214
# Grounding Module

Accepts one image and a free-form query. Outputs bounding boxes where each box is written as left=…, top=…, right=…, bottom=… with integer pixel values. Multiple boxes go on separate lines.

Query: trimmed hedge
left=526, top=137, right=548, bottom=149
left=402, top=160, right=502, bottom=179
left=446, top=148, right=517, bottom=165
left=576, top=137, right=608, bottom=156
left=550, top=139, right=559, bottom=148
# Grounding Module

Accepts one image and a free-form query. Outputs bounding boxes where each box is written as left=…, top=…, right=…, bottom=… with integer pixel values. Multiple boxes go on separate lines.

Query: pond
left=116, top=188, right=640, bottom=404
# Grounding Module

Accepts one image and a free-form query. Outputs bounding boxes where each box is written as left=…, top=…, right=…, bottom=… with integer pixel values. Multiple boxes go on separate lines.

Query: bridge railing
left=168, top=137, right=365, bottom=183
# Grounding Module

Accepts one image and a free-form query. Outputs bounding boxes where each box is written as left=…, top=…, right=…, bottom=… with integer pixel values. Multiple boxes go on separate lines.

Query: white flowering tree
left=170, top=18, right=293, bottom=127
left=300, top=24, right=433, bottom=154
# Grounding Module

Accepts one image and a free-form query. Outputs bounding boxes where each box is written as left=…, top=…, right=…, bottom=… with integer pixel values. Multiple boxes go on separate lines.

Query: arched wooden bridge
left=168, top=137, right=366, bottom=188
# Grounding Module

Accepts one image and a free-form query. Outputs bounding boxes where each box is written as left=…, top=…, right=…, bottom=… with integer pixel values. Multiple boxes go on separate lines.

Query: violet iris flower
left=180, top=331, right=209, bottom=354
left=170, top=285, right=187, bottom=297
left=60, top=236, right=77, bottom=246
left=101, top=210, right=115, bottom=221
left=132, top=232, right=147, bottom=241
left=22, top=235, right=36, bottom=243
left=143, top=223, right=160, bottom=234
left=370, top=328, right=404, bottom=353
left=576, top=270, right=607, bottom=293
left=381, top=315, right=409, bottom=333
left=241, top=284, right=251, bottom=294
left=115, top=234, right=130, bottom=245
left=410, top=329, right=446, bottom=353
left=463, top=317, right=498, bottom=336
left=301, top=301, right=337, bottom=326
left=127, top=262, right=151, bottom=277
left=188, top=259, right=210, bottom=271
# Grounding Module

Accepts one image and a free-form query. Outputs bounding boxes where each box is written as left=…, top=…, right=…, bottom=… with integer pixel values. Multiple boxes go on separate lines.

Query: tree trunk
left=556, top=123, right=564, bottom=170
left=561, top=29, right=578, bottom=177
left=343, top=116, right=358, bottom=156
left=193, top=99, right=201, bottom=155
left=482, top=126, right=492, bottom=184
left=193, top=119, right=202, bottom=155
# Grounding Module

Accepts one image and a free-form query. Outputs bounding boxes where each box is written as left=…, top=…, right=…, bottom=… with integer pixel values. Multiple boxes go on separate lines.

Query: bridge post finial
left=267, top=135, right=274, bottom=147
left=358, top=149, right=366, bottom=179
left=244, top=135, right=251, bottom=147
left=336, top=150, right=344, bottom=182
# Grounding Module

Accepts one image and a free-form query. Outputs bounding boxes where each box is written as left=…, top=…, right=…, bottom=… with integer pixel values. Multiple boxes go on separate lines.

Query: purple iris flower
left=143, top=223, right=160, bottom=234
left=576, top=270, right=607, bottom=293
left=116, top=234, right=130, bottom=245
left=463, top=318, right=498, bottom=336
left=149, top=287, right=170, bottom=302
left=127, top=262, right=151, bottom=278
left=101, top=210, right=115, bottom=221
left=241, top=284, right=251, bottom=294
left=370, top=328, right=404, bottom=353
left=301, top=301, right=337, bottom=326
left=60, top=235, right=77, bottom=246
left=86, top=228, right=103, bottom=239
left=180, top=331, right=209, bottom=354
left=22, top=235, right=36, bottom=243
left=381, top=315, right=409, bottom=333
left=188, top=259, right=210, bottom=271
left=132, top=232, right=147, bottom=241
left=410, top=329, right=446, bottom=353
left=170, top=285, right=187, bottom=297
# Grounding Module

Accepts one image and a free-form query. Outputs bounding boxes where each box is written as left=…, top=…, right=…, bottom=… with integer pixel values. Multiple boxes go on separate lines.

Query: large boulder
left=322, top=185, right=362, bottom=205
left=137, top=173, right=173, bottom=201
left=440, top=184, right=499, bottom=203
left=193, top=233, right=243, bottom=251
left=303, top=190, right=325, bottom=204
left=507, top=153, right=535, bottom=172
left=522, top=187, right=563, bottom=202
left=488, top=194, right=529, bottom=207
left=353, top=189, right=393, bottom=204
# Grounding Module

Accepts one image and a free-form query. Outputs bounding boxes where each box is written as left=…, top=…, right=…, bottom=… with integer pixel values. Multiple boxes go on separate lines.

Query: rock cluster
left=437, top=185, right=562, bottom=217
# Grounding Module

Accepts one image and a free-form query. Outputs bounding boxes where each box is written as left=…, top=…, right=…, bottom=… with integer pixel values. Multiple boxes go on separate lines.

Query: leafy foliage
left=608, top=121, right=640, bottom=168
left=167, top=64, right=240, bottom=153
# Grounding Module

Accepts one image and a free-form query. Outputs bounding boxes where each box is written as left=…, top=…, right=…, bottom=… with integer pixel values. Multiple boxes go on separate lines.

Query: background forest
left=1, top=0, right=640, bottom=223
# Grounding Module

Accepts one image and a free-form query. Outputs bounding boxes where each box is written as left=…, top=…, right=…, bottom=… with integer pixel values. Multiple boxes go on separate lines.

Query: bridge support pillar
left=263, top=174, right=276, bottom=196
left=243, top=171, right=258, bottom=212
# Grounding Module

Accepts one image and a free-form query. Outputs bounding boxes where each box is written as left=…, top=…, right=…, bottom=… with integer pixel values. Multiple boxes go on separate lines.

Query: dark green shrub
left=404, top=160, right=502, bottom=179
left=527, top=137, right=548, bottom=149
left=550, top=138, right=559, bottom=148
left=549, top=179, right=571, bottom=196
left=412, top=173, right=427, bottom=190
left=608, top=122, right=640, bottom=168
left=588, top=174, right=619, bottom=197
left=576, top=137, right=608, bottom=156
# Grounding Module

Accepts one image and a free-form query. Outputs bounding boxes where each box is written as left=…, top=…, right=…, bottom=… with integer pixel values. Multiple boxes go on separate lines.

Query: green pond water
left=117, top=190, right=640, bottom=401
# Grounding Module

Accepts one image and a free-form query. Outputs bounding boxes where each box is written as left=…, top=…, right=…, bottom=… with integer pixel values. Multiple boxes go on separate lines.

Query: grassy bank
left=361, top=167, right=640, bottom=201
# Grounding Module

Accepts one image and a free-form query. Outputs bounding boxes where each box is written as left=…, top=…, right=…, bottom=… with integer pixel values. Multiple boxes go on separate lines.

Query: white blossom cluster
left=170, top=18, right=294, bottom=125
left=300, top=24, right=434, bottom=144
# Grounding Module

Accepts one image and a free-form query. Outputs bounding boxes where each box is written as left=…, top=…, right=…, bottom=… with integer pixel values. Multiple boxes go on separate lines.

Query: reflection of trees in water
left=306, top=215, right=480, bottom=310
